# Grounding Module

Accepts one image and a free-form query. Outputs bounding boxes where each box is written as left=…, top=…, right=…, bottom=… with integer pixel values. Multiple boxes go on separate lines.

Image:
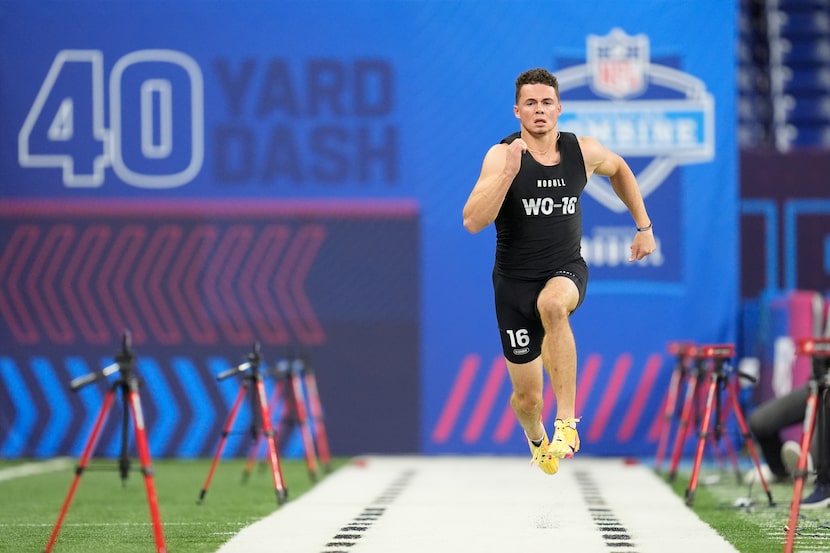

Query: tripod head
left=667, top=341, right=695, bottom=358
left=667, top=341, right=696, bottom=372
left=693, top=343, right=758, bottom=385
left=269, top=348, right=314, bottom=381
left=216, top=342, right=262, bottom=381
left=70, top=331, right=135, bottom=391
left=694, top=343, right=735, bottom=360
left=795, top=337, right=830, bottom=386
left=693, top=344, right=734, bottom=379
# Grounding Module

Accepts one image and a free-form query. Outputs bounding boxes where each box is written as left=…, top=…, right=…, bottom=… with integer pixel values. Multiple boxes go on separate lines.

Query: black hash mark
left=575, top=470, right=639, bottom=551
left=319, top=468, right=416, bottom=553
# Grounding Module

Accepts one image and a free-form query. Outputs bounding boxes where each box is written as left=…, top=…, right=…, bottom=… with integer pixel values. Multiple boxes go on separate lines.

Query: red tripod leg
left=266, top=375, right=286, bottom=443
left=656, top=362, right=683, bottom=472
left=304, top=371, right=331, bottom=471
left=290, top=371, right=319, bottom=481
left=784, top=384, right=820, bottom=553
left=272, top=377, right=291, bottom=447
left=255, top=378, right=288, bottom=504
left=127, top=389, right=167, bottom=553
left=686, top=372, right=718, bottom=506
left=44, top=389, right=117, bottom=553
left=244, top=375, right=291, bottom=478
left=198, top=383, right=247, bottom=504
left=668, top=370, right=699, bottom=481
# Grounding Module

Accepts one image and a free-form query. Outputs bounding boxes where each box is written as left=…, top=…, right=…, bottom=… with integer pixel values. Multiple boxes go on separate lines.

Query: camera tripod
left=197, top=343, right=288, bottom=505
left=271, top=354, right=331, bottom=480
left=44, top=331, right=167, bottom=553
left=297, top=354, right=331, bottom=474
left=656, top=341, right=695, bottom=475
left=665, top=343, right=710, bottom=483
left=684, top=344, right=774, bottom=507
left=241, top=352, right=332, bottom=483
left=664, top=343, right=752, bottom=485
left=784, top=337, right=830, bottom=553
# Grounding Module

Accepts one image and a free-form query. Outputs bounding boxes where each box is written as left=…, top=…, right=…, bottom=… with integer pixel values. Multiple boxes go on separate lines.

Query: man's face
left=514, top=83, right=561, bottom=133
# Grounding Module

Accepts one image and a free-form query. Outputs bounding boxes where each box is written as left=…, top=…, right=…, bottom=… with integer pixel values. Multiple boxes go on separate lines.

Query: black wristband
left=637, top=222, right=653, bottom=232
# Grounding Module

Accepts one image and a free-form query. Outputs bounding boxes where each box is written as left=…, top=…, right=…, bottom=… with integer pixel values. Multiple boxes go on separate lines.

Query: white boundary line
left=0, top=458, right=72, bottom=482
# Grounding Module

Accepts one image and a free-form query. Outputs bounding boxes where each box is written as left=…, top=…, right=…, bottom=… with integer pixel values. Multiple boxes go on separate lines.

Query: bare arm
left=463, top=140, right=527, bottom=233
left=579, top=136, right=656, bottom=262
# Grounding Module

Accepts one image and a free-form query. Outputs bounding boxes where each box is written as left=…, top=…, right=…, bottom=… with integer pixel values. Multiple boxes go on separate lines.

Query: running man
left=463, top=67, right=657, bottom=474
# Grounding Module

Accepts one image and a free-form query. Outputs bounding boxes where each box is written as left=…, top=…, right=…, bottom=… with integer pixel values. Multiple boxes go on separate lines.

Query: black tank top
left=494, top=131, right=587, bottom=280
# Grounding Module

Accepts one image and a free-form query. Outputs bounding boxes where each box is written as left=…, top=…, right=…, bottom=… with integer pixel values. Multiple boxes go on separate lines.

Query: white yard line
left=0, top=458, right=72, bottom=482
left=216, top=456, right=739, bottom=553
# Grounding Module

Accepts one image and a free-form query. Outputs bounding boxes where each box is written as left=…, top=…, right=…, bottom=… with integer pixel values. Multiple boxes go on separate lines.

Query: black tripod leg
left=713, top=374, right=743, bottom=483
left=242, top=380, right=263, bottom=483
left=242, top=433, right=263, bottom=482
left=44, top=388, right=117, bottom=553
left=118, top=386, right=131, bottom=486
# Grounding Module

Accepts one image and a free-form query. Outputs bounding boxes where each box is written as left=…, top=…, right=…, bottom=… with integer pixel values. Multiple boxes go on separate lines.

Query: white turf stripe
left=216, top=456, right=738, bottom=553
left=0, top=521, right=239, bottom=528
left=0, top=458, right=72, bottom=482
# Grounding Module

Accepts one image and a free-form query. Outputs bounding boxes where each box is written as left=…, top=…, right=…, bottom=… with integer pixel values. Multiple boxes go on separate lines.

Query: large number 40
left=18, top=49, right=204, bottom=188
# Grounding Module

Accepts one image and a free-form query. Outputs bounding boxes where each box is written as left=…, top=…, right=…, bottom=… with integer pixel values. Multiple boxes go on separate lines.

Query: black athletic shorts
left=492, top=257, right=588, bottom=364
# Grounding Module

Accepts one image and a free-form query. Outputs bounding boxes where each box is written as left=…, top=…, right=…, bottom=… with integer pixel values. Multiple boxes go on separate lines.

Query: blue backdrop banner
left=0, top=1, right=737, bottom=458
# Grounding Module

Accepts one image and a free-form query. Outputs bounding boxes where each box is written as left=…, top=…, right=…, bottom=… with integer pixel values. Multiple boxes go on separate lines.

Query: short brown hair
left=515, top=68, right=559, bottom=103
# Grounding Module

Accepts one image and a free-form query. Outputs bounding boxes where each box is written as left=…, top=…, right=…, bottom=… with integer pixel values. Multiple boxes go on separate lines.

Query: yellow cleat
left=548, top=417, right=581, bottom=459
left=527, top=431, right=559, bottom=475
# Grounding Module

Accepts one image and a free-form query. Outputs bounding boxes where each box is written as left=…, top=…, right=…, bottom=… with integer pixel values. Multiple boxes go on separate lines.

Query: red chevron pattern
left=0, top=220, right=325, bottom=347
left=0, top=225, right=39, bottom=344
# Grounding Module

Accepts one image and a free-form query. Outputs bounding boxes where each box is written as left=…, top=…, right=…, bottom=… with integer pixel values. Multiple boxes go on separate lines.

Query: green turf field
left=0, top=458, right=347, bottom=553
left=665, top=467, right=830, bottom=553
left=1, top=458, right=828, bottom=553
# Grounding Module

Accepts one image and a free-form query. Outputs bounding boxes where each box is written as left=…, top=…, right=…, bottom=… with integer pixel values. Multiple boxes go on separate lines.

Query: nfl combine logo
left=555, top=28, right=714, bottom=270
left=556, top=28, right=714, bottom=214
left=588, top=28, right=648, bottom=99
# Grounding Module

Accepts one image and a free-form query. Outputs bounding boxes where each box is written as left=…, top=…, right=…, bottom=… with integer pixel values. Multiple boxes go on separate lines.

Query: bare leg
left=541, top=325, right=577, bottom=420
left=506, top=357, right=546, bottom=442
left=536, top=276, right=580, bottom=420
left=536, top=276, right=581, bottom=458
left=507, top=356, right=560, bottom=474
left=536, top=277, right=579, bottom=419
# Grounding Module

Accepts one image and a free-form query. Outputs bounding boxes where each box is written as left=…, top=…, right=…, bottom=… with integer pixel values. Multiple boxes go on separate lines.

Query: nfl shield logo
left=587, top=28, right=649, bottom=99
